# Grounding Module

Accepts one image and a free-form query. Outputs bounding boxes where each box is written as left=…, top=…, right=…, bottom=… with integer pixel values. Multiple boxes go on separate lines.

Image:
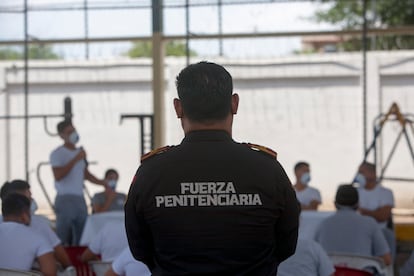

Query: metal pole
left=24, top=0, right=29, bottom=181
left=152, top=0, right=165, bottom=149
left=5, top=91, right=11, bottom=180
left=84, top=0, right=89, bottom=59
left=185, top=0, right=190, bottom=66
left=218, top=0, right=223, bottom=56
left=362, top=0, right=368, bottom=154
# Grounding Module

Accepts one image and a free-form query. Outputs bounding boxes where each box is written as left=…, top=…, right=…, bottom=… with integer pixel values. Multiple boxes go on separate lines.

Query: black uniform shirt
left=125, top=130, right=300, bottom=276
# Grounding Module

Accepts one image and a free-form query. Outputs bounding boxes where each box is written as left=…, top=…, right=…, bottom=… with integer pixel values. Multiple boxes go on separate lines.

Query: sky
left=0, top=1, right=334, bottom=59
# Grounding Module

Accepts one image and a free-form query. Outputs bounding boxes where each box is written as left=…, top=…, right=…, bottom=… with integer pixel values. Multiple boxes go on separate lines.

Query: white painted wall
left=0, top=52, right=413, bottom=218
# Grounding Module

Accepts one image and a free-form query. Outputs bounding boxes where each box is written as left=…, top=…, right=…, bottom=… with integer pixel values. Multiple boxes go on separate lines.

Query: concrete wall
left=0, top=52, right=413, bottom=216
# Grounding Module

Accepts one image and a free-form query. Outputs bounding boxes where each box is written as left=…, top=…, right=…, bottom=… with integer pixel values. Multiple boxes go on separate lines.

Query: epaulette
left=141, top=146, right=174, bottom=162
left=243, top=143, right=277, bottom=159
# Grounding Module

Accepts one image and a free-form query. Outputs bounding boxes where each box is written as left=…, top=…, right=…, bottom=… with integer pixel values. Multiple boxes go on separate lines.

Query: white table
left=80, top=211, right=124, bottom=245
left=298, top=210, right=334, bottom=240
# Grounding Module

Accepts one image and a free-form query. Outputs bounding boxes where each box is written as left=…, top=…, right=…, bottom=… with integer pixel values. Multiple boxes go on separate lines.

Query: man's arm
left=125, top=171, right=155, bottom=270
left=380, top=253, right=392, bottom=266
left=92, top=190, right=117, bottom=213
left=359, top=205, right=392, bottom=223
left=274, top=163, right=300, bottom=263
left=104, top=267, right=118, bottom=276
left=84, top=169, right=107, bottom=187
left=52, top=150, right=85, bottom=181
left=54, top=244, right=72, bottom=268
left=37, top=252, right=57, bottom=276
left=80, top=248, right=99, bottom=263
left=301, top=200, right=320, bottom=211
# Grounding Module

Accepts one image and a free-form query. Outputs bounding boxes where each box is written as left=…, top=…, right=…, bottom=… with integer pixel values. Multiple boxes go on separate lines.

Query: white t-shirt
left=88, top=221, right=128, bottom=261
left=50, top=145, right=86, bottom=196
left=0, top=215, right=60, bottom=248
left=295, top=186, right=321, bottom=206
left=358, top=185, right=394, bottom=228
left=278, top=239, right=335, bottom=276
left=112, top=247, right=151, bottom=276
left=31, top=215, right=61, bottom=248
left=0, top=221, right=53, bottom=270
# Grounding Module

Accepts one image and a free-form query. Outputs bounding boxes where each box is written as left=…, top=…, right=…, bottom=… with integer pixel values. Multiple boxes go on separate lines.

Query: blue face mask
left=68, top=131, right=79, bottom=145
left=300, top=172, right=311, bottom=186
left=107, top=180, right=117, bottom=190
left=354, top=173, right=366, bottom=188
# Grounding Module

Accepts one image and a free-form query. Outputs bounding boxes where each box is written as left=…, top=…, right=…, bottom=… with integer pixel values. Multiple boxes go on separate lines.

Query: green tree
left=0, top=44, right=59, bottom=60
left=127, top=40, right=197, bottom=58
left=314, top=0, right=414, bottom=50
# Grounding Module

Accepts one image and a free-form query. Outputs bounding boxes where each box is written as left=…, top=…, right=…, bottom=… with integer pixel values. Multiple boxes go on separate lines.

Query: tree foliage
left=127, top=40, right=197, bottom=58
left=0, top=44, right=59, bottom=60
left=314, top=0, right=414, bottom=50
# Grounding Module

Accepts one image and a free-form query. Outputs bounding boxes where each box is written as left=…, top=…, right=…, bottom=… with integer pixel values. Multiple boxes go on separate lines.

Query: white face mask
left=30, top=199, right=38, bottom=215
left=107, top=180, right=117, bottom=190
left=300, top=172, right=311, bottom=186
left=68, top=131, right=79, bottom=145
left=354, top=173, right=367, bottom=188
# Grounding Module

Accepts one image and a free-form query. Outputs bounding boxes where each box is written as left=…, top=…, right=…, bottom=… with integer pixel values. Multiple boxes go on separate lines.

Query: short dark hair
left=0, top=179, right=30, bottom=200
left=57, top=120, right=72, bottom=134
left=294, top=161, right=309, bottom=173
left=105, top=168, right=118, bottom=179
left=335, top=184, right=358, bottom=207
left=175, top=61, right=233, bottom=123
left=1, top=193, right=30, bottom=217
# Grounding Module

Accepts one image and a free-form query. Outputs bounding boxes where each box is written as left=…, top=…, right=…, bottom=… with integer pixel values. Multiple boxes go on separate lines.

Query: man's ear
left=174, top=98, right=183, bottom=118
left=231, top=93, right=239, bottom=115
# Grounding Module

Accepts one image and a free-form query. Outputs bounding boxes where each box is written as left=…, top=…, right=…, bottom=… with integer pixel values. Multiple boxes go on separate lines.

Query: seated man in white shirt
left=0, top=179, right=72, bottom=269
left=0, top=193, right=57, bottom=276
left=81, top=220, right=128, bottom=262
left=104, top=247, right=151, bottom=276
left=293, top=161, right=321, bottom=210
left=354, top=161, right=396, bottom=258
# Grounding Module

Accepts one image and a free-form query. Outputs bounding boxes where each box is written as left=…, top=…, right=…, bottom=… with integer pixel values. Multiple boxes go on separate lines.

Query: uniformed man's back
left=125, top=62, right=300, bottom=276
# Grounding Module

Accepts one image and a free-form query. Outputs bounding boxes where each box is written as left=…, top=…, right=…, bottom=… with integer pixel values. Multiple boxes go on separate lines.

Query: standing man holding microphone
left=50, top=120, right=108, bottom=245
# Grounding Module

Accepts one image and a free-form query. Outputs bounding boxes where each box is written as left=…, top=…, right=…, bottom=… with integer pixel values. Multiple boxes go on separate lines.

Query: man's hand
left=76, top=148, right=86, bottom=162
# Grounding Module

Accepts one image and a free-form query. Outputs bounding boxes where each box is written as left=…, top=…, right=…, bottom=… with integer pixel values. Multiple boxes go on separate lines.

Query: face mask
left=354, top=173, right=366, bottom=188
left=107, top=180, right=117, bottom=190
left=68, top=131, right=79, bottom=145
left=300, top=172, right=311, bottom=186
left=30, top=199, right=38, bottom=215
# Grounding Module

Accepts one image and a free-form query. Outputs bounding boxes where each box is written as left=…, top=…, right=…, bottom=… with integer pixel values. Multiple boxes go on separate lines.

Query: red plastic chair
left=334, top=266, right=373, bottom=276
left=64, top=246, right=95, bottom=276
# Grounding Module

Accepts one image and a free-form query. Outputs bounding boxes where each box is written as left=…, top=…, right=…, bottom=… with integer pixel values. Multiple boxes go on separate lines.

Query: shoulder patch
left=243, top=143, right=277, bottom=159
left=141, top=146, right=174, bottom=162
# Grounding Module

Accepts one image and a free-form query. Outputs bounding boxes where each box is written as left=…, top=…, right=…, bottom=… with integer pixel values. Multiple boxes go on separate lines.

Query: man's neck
left=63, top=142, right=76, bottom=150
left=182, top=117, right=233, bottom=136
left=365, top=182, right=377, bottom=190
left=294, top=182, right=306, bottom=191
left=3, top=216, right=25, bottom=224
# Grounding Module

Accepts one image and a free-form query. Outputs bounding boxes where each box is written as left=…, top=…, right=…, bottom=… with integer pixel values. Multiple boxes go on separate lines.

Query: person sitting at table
left=315, top=184, right=392, bottom=266
left=0, top=193, right=57, bottom=276
left=104, top=247, right=151, bottom=276
left=0, top=179, right=72, bottom=269
left=293, top=161, right=321, bottom=210
left=81, top=220, right=128, bottom=262
left=92, top=168, right=126, bottom=213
